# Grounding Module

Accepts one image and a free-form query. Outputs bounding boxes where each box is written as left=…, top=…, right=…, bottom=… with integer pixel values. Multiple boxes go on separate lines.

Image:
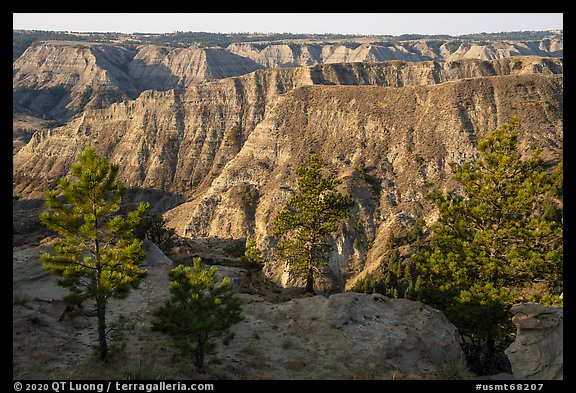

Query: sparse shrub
left=123, top=362, right=171, bottom=380
left=141, top=212, right=177, bottom=255
left=27, top=315, right=49, bottom=327
left=106, top=315, right=134, bottom=359
left=13, top=292, right=30, bottom=306
left=435, top=358, right=475, bottom=380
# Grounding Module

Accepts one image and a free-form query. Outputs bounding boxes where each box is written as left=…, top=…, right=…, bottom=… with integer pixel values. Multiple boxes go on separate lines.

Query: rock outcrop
left=223, top=292, right=464, bottom=379
left=161, top=70, right=563, bottom=287
left=127, top=44, right=263, bottom=89
left=13, top=41, right=135, bottom=120
left=13, top=35, right=562, bottom=121
left=13, top=56, right=562, bottom=199
left=505, top=303, right=563, bottom=380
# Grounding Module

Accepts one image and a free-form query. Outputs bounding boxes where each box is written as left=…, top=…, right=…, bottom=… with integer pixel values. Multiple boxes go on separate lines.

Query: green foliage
left=39, top=147, right=149, bottom=361
left=273, top=153, right=353, bottom=294
left=349, top=275, right=384, bottom=295
left=387, top=219, right=427, bottom=249
left=107, top=314, right=134, bottom=358
left=152, top=258, right=243, bottom=372
left=241, top=239, right=264, bottom=270
left=350, top=254, right=419, bottom=300
left=352, top=221, right=425, bottom=299
left=412, top=117, right=563, bottom=373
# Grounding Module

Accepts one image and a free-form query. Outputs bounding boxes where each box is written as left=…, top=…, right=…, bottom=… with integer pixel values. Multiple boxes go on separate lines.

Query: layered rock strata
left=13, top=56, right=563, bottom=288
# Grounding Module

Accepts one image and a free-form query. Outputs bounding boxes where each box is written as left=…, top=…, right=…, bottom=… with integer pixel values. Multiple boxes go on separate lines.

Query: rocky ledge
left=220, top=291, right=465, bottom=379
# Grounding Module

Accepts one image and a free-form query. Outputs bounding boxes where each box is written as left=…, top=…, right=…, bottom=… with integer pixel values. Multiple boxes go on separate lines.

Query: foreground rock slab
left=219, top=292, right=464, bottom=379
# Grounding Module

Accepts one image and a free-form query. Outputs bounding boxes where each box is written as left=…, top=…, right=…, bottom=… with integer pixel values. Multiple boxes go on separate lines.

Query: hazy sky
left=13, top=13, right=563, bottom=36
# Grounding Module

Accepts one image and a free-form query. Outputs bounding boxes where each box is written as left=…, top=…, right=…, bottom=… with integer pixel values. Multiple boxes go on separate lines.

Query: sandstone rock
left=142, top=239, right=173, bottom=266
left=505, top=303, right=563, bottom=380
left=221, top=292, right=465, bottom=379
left=161, top=70, right=563, bottom=287
left=13, top=41, right=137, bottom=119
left=13, top=57, right=562, bottom=199
left=127, top=44, right=263, bottom=89
left=13, top=42, right=263, bottom=120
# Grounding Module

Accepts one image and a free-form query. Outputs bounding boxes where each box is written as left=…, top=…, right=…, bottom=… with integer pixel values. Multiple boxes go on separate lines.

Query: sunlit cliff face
left=13, top=40, right=563, bottom=290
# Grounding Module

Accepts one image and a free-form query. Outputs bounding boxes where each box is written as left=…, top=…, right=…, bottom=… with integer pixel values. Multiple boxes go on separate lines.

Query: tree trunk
left=305, top=267, right=316, bottom=295
left=482, top=334, right=497, bottom=374
left=195, top=334, right=206, bottom=373
left=485, top=335, right=495, bottom=359
left=58, top=305, right=73, bottom=321
left=97, top=299, right=108, bottom=362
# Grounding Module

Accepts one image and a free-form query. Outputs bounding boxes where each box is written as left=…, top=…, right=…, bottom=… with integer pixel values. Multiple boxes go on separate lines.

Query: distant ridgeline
left=13, top=29, right=563, bottom=60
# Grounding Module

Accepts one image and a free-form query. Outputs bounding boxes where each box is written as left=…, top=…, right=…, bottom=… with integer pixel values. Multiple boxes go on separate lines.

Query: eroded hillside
left=13, top=41, right=263, bottom=120
left=13, top=56, right=562, bottom=197
left=227, top=37, right=563, bottom=68
left=13, top=55, right=563, bottom=290
left=13, top=32, right=562, bottom=122
left=162, top=73, right=563, bottom=288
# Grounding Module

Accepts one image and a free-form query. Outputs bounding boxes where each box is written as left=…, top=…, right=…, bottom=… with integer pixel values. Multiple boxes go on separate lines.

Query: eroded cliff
left=13, top=34, right=562, bottom=122
left=13, top=56, right=563, bottom=290
left=227, top=37, right=563, bottom=68
left=13, top=41, right=263, bottom=120
left=162, top=72, right=563, bottom=288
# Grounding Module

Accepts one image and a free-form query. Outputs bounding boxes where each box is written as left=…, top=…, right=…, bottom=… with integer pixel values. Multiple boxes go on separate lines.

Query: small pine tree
left=39, top=147, right=149, bottom=361
left=273, top=153, right=353, bottom=294
left=403, top=262, right=416, bottom=299
left=241, top=238, right=264, bottom=269
left=152, top=258, right=243, bottom=372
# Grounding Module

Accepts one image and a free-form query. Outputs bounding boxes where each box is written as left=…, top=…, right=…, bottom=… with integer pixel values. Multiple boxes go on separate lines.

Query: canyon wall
left=13, top=55, right=563, bottom=288
left=13, top=35, right=562, bottom=121
left=227, top=37, right=562, bottom=68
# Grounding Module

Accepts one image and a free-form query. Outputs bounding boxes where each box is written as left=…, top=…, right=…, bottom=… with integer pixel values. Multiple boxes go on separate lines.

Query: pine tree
left=241, top=238, right=264, bottom=269
left=273, top=153, right=353, bottom=294
left=141, top=211, right=177, bottom=255
left=413, top=117, right=563, bottom=371
left=403, top=262, right=416, bottom=299
left=152, top=258, right=243, bottom=372
left=39, top=147, right=149, bottom=361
